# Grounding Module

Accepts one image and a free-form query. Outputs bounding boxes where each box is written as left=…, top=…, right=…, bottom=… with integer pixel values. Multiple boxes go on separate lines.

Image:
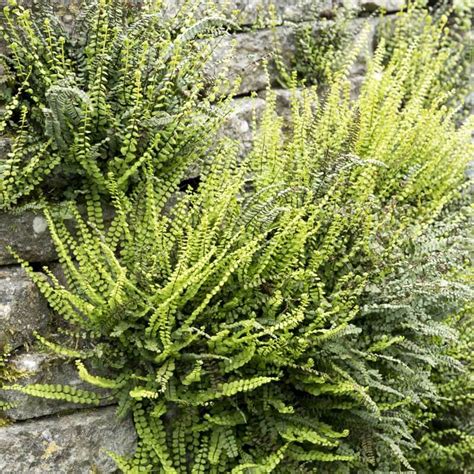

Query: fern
left=378, top=0, right=473, bottom=116
left=9, top=8, right=473, bottom=472
left=0, top=0, right=237, bottom=209
left=3, top=383, right=102, bottom=405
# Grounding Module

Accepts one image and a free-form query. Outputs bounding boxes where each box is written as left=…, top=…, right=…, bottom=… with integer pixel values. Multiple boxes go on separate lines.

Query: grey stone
left=0, top=209, right=57, bottom=265
left=153, top=0, right=406, bottom=27
left=1, top=351, right=114, bottom=421
left=280, top=0, right=335, bottom=22
left=0, top=205, right=116, bottom=265
left=210, top=17, right=376, bottom=96
left=0, top=137, right=11, bottom=159
left=0, top=267, right=50, bottom=352
left=222, top=96, right=267, bottom=155
left=11, top=0, right=345, bottom=29
left=271, top=88, right=305, bottom=117
left=0, top=406, right=136, bottom=474
left=359, top=0, right=405, bottom=13
left=348, top=17, right=379, bottom=82
left=223, top=74, right=368, bottom=153
left=221, top=89, right=311, bottom=156
left=212, top=0, right=405, bottom=23
left=348, top=74, right=366, bottom=98
left=208, top=24, right=295, bottom=96
left=160, top=0, right=330, bottom=27
left=12, top=0, right=407, bottom=29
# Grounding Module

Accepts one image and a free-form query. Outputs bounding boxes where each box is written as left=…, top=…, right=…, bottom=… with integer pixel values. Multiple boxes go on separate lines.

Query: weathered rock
left=121, top=0, right=406, bottom=27
left=160, top=0, right=330, bottom=26
left=1, top=351, right=113, bottom=421
left=347, top=17, right=379, bottom=93
left=0, top=267, right=50, bottom=352
left=10, top=0, right=406, bottom=29
left=207, top=25, right=293, bottom=96
left=196, top=0, right=405, bottom=24
left=359, top=0, right=405, bottom=13
left=0, top=210, right=57, bottom=265
left=0, top=205, right=116, bottom=265
left=0, top=406, right=136, bottom=474
left=0, top=137, right=11, bottom=159
left=11, top=0, right=362, bottom=30
left=211, top=17, right=376, bottom=96
left=222, top=88, right=313, bottom=155
left=223, top=96, right=267, bottom=155
left=223, top=74, right=371, bottom=153
left=348, top=74, right=366, bottom=98
left=272, top=0, right=333, bottom=23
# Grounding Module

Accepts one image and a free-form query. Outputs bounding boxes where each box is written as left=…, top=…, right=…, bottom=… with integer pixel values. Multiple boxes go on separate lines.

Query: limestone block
left=0, top=137, right=11, bottom=159
left=0, top=205, right=115, bottom=265
left=0, top=406, right=136, bottom=474
left=207, top=25, right=295, bottom=96
left=359, top=0, right=405, bottom=13
left=152, top=0, right=330, bottom=26
left=0, top=267, right=49, bottom=351
left=1, top=351, right=113, bottom=421
left=210, top=17, right=376, bottom=96
left=13, top=0, right=336, bottom=28
left=222, top=76, right=368, bottom=154
left=222, top=96, right=267, bottom=155
left=0, top=209, right=57, bottom=265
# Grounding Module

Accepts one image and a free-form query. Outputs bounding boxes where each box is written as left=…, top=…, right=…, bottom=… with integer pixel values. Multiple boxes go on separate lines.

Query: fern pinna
left=4, top=8, right=473, bottom=474
left=0, top=0, right=237, bottom=209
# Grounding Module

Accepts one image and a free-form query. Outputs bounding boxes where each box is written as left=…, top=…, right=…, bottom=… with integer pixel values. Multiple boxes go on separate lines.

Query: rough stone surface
left=0, top=137, right=11, bottom=159
left=23, top=0, right=403, bottom=26
left=158, top=0, right=330, bottom=26
left=210, top=17, right=376, bottom=96
left=222, top=88, right=313, bottom=156
left=0, top=205, right=115, bottom=265
left=0, top=406, right=136, bottom=474
left=29, top=0, right=402, bottom=27
left=271, top=0, right=333, bottom=23
left=358, top=0, right=405, bottom=12
left=223, top=77, right=370, bottom=155
left=0, top=210, right=57, bottom=265
left=12, top=0, right=336, bottom=28
left=207, top=25, right=294, bottom=96
left=223, top=96, right=267, bottom=155
left=0, top=267, right=50, bottom=351
left=1, top=351, right=113, bottom=421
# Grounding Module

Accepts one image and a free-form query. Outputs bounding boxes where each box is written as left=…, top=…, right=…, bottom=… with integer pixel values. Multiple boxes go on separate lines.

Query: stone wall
left=0, top=1, right=405, bottom=472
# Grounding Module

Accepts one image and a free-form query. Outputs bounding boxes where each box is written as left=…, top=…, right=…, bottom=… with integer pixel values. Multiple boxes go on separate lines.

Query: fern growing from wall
left=0, top=0, right=237, bottom=210
left=5, top=22, right=473, bottom=469
left=378, top=0, right=472, bottom=114
left=271, top=2, right=357, bottom=88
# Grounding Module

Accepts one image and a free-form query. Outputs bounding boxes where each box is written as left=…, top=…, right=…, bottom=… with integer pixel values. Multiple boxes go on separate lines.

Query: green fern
left=0, top=0, right=237, bottom=209
left=8, top=8, right=473, bottom=472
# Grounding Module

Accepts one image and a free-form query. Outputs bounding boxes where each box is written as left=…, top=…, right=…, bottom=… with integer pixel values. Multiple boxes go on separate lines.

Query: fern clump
left=3, top=3, right=472, bottom=471
left=9, top=24, right=473, bottom=469
left=0, top=0, right=237, bottom=209
left=378, top=0, right=472, bottom=114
